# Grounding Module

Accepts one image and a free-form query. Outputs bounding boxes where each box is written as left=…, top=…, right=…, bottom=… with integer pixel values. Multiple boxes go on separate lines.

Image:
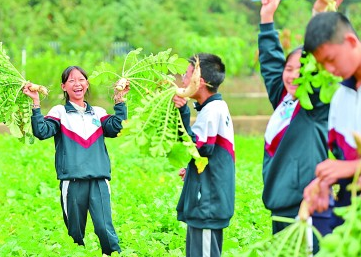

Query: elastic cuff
left=259, top=22, right=275, bottom=32
left=179, top=104, right=188, bottom=113
left=32, top=108, right=41, bottom=115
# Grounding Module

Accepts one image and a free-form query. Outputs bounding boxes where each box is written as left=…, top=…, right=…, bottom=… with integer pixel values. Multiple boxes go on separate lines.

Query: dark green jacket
left=31, top=101, right=127, bottom=180
left=176, top=94, right=235, bottom=229
left=259, top=23, right=331, bottom=217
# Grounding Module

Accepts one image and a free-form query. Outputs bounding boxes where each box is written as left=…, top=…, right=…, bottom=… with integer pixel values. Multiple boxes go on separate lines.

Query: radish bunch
left=89, top=49, right=208, bottom=172
left=0, top=42, right=48, bottom=143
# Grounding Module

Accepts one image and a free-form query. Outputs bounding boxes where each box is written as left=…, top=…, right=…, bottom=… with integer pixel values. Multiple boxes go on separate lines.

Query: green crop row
left=0, top=134, right=271, bottom=256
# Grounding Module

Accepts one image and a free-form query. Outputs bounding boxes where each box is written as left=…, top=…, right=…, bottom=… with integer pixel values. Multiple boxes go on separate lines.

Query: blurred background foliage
left=1, top=0, right=361, bottom=111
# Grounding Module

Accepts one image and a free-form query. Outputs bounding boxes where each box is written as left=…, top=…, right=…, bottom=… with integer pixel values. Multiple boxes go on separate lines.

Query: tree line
left=1, top=0, right=360, bottom=77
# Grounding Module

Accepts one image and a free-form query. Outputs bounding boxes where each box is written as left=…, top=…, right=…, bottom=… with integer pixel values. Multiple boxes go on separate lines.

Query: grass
left=220, top=74, right=273, bottom=116
left=0, top=133, right=271, bottom=256
left=183, top=74, right=274, bottom=117
left=222, top=95, right=273, bottom=116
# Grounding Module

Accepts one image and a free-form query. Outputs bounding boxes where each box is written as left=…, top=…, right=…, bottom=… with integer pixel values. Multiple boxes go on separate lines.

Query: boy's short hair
left=189, top=53, right=225, bottom=93
left=304, top=12, right=357, bottom=53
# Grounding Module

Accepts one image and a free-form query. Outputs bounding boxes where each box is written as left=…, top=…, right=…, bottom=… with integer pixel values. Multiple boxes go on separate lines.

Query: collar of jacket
left=64, top=101, right=94, bottom=115
left=193, top=93, right=222, bottom=112
left=342, top=76, right=357, bottom=90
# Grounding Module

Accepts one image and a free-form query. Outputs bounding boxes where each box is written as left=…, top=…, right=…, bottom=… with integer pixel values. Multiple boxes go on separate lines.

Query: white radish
left=176, top=56, right=201, bottom=98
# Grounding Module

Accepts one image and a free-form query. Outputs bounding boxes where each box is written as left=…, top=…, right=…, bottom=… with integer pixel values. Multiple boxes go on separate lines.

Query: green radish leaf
left=167, top=142, right=191, bottom=168
left=298, top=95, right=313, bottom=110
left=0, top=42, right=41, bottom=143
left=8, top=122, right=23, bottom=138
left=319, top=82, right=340, bottom=104
left=295, top=52, right=341, bottom=110
left=174, top=58, right=190, bottom=74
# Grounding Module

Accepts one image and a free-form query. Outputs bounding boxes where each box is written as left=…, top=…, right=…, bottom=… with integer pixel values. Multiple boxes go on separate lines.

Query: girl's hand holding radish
left=113, top=78, right=130, bottom=104
left=22, top=82, right=41, bottom=108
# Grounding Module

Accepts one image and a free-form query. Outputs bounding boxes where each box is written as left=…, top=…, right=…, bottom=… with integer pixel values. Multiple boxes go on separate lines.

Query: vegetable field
left=0, top=134, right=271, bottom=256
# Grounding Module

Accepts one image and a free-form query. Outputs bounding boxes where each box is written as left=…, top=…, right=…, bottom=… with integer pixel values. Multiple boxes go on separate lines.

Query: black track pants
left=186, top=225, right=223, bottom=257
left=60, top=179, right=121, bottom=255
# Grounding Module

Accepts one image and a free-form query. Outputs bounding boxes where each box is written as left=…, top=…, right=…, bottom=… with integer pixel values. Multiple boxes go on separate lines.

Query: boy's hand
left=315, top=159, right=359, bottom=184
left=313, top=0, right=331, bottom=12
left=178, top=168, right=186, bottom=181
left=313, top=0, right=343, bottom=14
left=303, top=178, right=331, bottom=214
left=172, top=95, right=187, bottom=108
left=260, top=0, right=281, bottom=24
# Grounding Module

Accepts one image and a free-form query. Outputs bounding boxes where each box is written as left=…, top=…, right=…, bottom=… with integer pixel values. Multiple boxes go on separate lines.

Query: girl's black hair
left=61, top=66, right=89, bottom=102
left=285, top=46, right=303, bottom=64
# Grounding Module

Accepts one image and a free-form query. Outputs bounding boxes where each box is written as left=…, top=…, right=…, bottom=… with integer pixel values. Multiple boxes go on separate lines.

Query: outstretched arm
left=258, top=0, right=285, bottom=108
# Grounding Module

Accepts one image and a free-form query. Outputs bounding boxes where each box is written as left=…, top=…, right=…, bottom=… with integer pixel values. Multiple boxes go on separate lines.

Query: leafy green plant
left=89, top=48, right=208, bottom=172
left=0, top=134, right=270, bottom=256
left=294, top=52, right=341, bottom=110
left=0, top=42, right=48, bottom=144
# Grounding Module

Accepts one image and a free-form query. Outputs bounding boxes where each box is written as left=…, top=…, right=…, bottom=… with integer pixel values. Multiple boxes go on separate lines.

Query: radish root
left=114, top=77, right=128, bottom=91
left=26, top=82, right=49, bottom=95
left=176, top=55, right=201, bottom=97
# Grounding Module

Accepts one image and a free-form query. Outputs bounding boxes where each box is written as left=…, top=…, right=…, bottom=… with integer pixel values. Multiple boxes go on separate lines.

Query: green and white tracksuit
left=258, top=23, right=334, bottom=253
left=177, top=94, right=235, bottom=257
left=31, top=101, right=126, bottom=255
left=259, top=23, right=332, bottom=219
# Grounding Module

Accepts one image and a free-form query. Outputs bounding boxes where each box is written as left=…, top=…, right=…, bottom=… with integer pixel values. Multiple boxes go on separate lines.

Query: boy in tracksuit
left=303, top=12, right=361, bottom=226
left=23, top=66, right=128, bottom=255
left=173, top=53, right=235, bottom=257
left=258, top=0, right=334, bottom=252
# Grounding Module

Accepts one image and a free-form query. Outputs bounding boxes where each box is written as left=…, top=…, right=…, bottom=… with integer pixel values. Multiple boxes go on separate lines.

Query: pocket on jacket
left=187, top=183, right=202, bottom=208
left=56, top=151, right=68, bottom=175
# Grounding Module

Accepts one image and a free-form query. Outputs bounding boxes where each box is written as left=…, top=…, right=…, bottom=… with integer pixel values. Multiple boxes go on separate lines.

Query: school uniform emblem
left=92, top=118, right=101, bottom=127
